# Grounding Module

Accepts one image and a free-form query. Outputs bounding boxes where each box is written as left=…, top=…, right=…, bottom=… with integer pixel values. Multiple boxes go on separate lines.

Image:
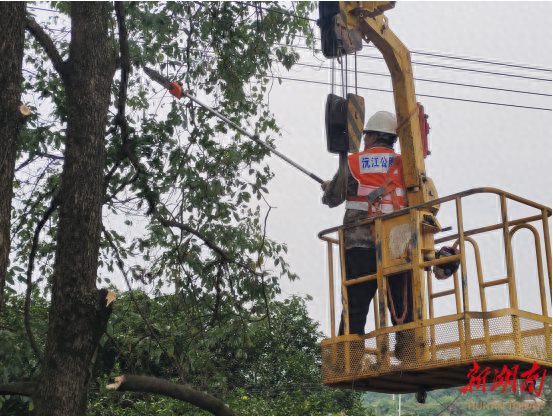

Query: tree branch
left=156, top=214, right=263, bottom=277
left=0, top=381, right=35, bottom=397
left=157, top=216, right=228, bottom=260
left=256, top=198, right=273, bottom=329
left=25, top=18, right=67, bottom=78
left=24, top=193, right=59, bottom=362
left=107, top=375, right=234, bottom=416
left=114, top=3, right=130, bottom=121
left=104, top=2, right=132, bottom=190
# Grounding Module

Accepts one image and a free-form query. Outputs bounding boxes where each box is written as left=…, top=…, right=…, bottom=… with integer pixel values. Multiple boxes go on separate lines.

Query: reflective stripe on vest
left=347, top=147, right=407, bottom=213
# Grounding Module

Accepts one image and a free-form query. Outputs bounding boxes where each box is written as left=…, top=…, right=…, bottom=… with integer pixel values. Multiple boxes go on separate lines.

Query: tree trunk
left=0, top=2, right=25, bottom=314
left=34, top=3, right=116, bottom=415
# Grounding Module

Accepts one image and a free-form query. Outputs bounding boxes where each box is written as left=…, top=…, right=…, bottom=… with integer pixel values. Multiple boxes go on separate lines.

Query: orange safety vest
left=346, top=147, right=407, bottom=215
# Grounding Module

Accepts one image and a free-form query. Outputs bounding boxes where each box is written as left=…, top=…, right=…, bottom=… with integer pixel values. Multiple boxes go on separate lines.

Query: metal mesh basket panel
left=321, top=314, right=551, bottom=388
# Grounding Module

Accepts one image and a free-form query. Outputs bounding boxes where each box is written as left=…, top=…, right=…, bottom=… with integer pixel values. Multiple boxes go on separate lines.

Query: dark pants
left=338, top=247, right=413, bottom=336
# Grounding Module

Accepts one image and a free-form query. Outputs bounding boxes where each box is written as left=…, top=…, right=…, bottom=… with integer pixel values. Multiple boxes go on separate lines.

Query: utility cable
left=405, top=48, right=552, bottom=73
left=294, top=61, right=551, bottom=97
left=27, top=5, right=59, bottom=13
left=27, top=13, right=552, bottom=83
left=235, top=1, right=318, bottom=23
left=28, top=4, right=552, bottom=75
left=279, top=43, right=553, bottom=82
left=291, top=33, right=553, bottom=73
left=271, top=75, right=552, bottom=112
left=145, top=50, right=553, bottom=112
left=26, top=23, right=552, bottom=110
left=178, top=45, right=551, bottom=99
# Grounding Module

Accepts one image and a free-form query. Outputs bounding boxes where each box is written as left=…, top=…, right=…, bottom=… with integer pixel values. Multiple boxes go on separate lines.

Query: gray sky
left=263, top=1, right=552, bottom=334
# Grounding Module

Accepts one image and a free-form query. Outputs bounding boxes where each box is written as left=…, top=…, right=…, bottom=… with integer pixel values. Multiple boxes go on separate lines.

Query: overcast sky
left=263, top=1, right=552, bottom=335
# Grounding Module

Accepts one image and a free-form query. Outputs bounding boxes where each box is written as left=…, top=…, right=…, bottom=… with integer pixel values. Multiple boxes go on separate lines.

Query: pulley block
left=318, top=2, right=363, bottom=58
left=325, top=93, right=365, bottom=154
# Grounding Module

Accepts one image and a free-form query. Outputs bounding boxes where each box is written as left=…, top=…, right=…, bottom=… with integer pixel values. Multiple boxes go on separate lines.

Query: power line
left=236, top=1, right=318, bottom=23
left=28, top=2, right=552, bottom=82
left=241, top=4, right=553, bottom=73
left=147, top=48, right=553, bottom=112
left=270, top=75, right=552, bottom=112
left=29, top=3, right=552, bottom=76
left=361, top=53, right=553, bottom=82
left=292, top=34, right=553, bottom=73
left=280, top=43, right=553, bottom=82
left=181, top=45, right=550, bottom=97
left=405, top=49, right=552, bottom=73
left=25, top=20, right=552, bottom=110
left=171, top=49, right=551, bottom=110
left=27, top=5, right=61, bottom=14
left=295, top=61, right=551, bottom=97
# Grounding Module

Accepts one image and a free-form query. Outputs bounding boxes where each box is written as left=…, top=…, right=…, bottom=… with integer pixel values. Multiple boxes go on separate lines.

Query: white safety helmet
left=363, top=111, right=397, bottom=135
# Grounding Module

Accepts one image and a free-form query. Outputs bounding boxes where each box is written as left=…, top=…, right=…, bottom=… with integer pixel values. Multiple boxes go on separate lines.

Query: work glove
left=433, top=246, right=460, bottom=280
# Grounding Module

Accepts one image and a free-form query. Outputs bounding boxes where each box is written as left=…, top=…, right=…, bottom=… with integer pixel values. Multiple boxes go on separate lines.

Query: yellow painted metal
left=373, top=287, right=380, bottom=330
left=542, top=209, right=552, bottom=297
left=338, top=228, right=349, bottom=336
left=374, top=217, right=390, bottom=365
left=338, top=228, right=351, bottom=372
left=344, top=272, right=377, bottom=286
left=430, top=288, right=456, bottom=299
left=319, top=188, right=552, bottom=393
left=359, top=14, right=427, bottom=203
left=510, top=223, right=551, bottom=355
left=501, top=195, right=522, bottom=356
left=420, top=253, right=461, bottom=269
left=426, top=269, right=437, bottom=359
left=338, top=1, right=430, bottom=205
left=481, top=277, right=510, bottom=288
left=327, top=241, right=336, bottom=339
left=318, top=1, right=552, bottom=394
left=501, top=195, right=519, bottom=310
left=346, top=94, right=365, bottom=152
left=464, top=237, right=491, bottom=354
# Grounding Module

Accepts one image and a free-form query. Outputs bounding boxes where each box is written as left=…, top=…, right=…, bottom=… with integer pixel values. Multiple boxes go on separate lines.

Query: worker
left=322, top=110, right=460, bottom=363
left=321, top=110, right=414, bottom=360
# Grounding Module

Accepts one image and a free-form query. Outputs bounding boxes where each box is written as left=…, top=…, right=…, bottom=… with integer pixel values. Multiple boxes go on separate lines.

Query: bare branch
left=157, top=214, right=264, bottom=277
left=107, top=375, right=234, bottom=416
left=0, top=381, right=35, bottom=397
left=36, top=152, right=64, bottom=160
left=114, top=3, right=130, bottom=118
left=104, top=172, right=139, bottom=203
left=25, top=194, right=59, bottom=362
left=104, top=2, right=132, bottom=190
left=257, top=200, right=273, bottom=328
left=157, top=216, right=228, bottom=259
left=25, top=18, right=67, bottom=78
left=14, top=155, right=37, bottom=172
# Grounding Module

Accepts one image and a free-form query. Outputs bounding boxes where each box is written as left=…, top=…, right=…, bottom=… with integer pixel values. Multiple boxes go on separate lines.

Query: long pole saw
left=143, top=66, right=324, bottom=184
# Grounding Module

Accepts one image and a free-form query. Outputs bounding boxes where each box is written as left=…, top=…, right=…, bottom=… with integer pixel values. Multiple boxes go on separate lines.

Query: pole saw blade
left=143, top=66, right=173, bottom=91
